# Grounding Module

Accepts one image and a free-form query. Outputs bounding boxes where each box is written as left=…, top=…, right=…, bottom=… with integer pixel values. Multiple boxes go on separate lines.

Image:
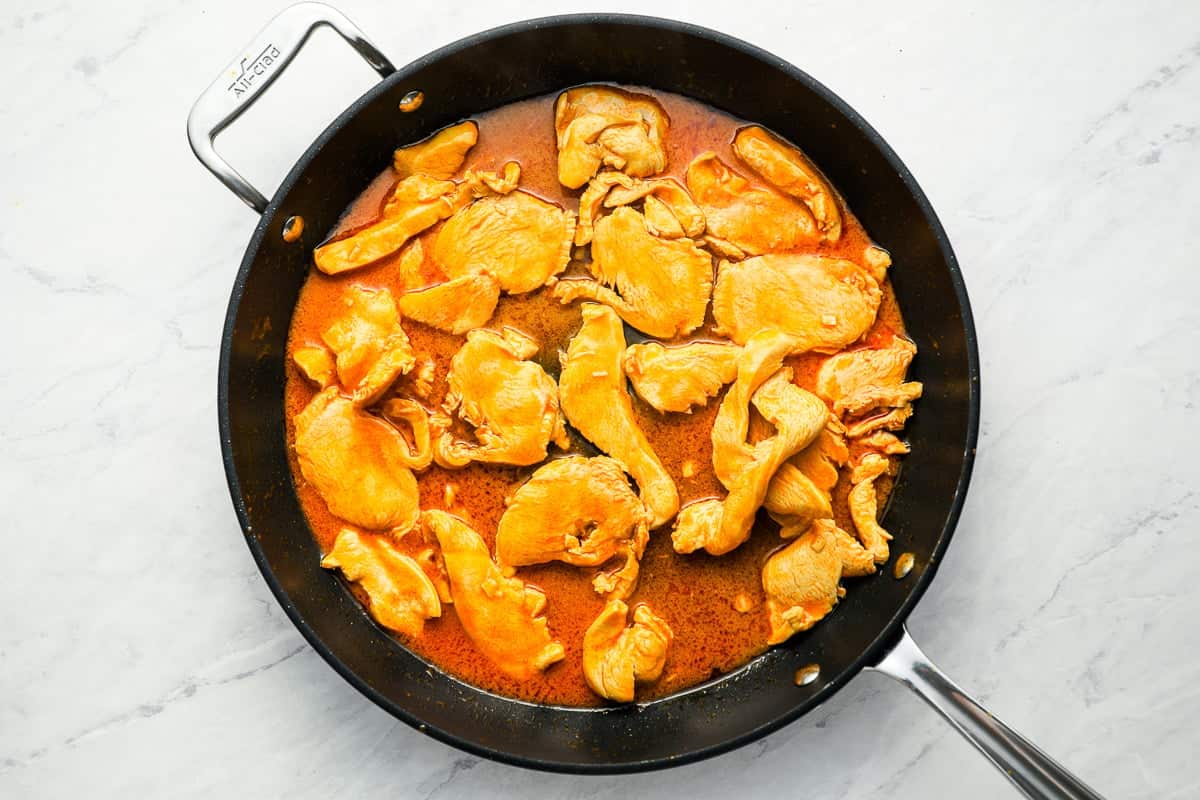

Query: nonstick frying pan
left=188, top=5, right=1103, bottom=796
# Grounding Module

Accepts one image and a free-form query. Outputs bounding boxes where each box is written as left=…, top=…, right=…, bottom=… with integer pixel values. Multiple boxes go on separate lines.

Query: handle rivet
left=893, top=552, right=916, bottom=580
left=282, top=215, right=305, bottom=243
left=399, top=90, right=425, bottom=112
left=794, top=663, right=820, bottom=687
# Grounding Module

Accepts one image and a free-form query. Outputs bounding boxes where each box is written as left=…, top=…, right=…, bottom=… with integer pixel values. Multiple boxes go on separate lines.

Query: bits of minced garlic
left=681, top=460, right=698, bottom=478
left=732, top=592, right=755, bottom=613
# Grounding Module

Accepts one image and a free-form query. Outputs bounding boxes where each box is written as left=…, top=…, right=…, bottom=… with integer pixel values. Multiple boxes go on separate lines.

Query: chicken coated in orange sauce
left=285, top=87, right=917, bottom=706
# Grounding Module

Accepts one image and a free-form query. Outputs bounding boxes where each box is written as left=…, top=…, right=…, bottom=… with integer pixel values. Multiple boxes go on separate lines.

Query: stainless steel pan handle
left=871, top=626, right=1104, bottom=799
left=186, top=1, right=395, bottom=213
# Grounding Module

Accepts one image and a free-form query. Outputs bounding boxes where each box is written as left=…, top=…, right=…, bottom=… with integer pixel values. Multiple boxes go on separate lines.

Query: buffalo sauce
left=283, top=89, right=908, bottom=706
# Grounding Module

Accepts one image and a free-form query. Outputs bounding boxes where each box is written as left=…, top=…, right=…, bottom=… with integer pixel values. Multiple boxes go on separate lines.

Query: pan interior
left=219, top=14, right=978, bottom=772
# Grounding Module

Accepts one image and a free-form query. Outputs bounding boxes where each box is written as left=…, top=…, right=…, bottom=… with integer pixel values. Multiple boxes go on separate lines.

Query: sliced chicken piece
left=414, top=543, right=453, bottom=605
left=844, top=405, right=914, bottom=439
left=294, top=388, right=421, bottom=533
left=779, top=518, right=877, bottom=578
left=433, top=191, right=576, bottom=294
left=764, top=422, right=848, bottom=528
left=708, top=331, right=810, bottom=486
left=713, top=254, right=881, bottom=350
left=575, top=172, right=635, bottom=245
left=495, top=456, right=650, bottom=599
left=396, top=240, right=428, bottom=290
left=839, top=383, right=923, bottom=417
left=434, top=328, right=568, bottom=467
left=848, top=453, right=892, bottom=564
left=314, top=163, right=520, bottom=276
left=670, top=498, right=723, bottom=551
left=293, top=345, right=336, bottom=388
left=857, top=430, right=911, bottom=455
left=762, top=465, right=831, bottom=530
left=314, top=175, right=459, bottom=275
left=763, top=521, right=840, bottom=643
left=623, top=340, right=740, bottom=413
left=733, top=125, right=842, bottom=243
left=321, top=528, right=440, bottom=636
left=642, top=195, right=683, bottom=238
left=685, top=152, right=818, bottom=259
left=408, top=357, right=436, bottom=401
left=815, top=337, right=920, bottom=415
left=319, top=285, right=415, bottom=406
left=703, top=234, right=749, bottom=261
left=827, top=520, right=879, bottom=578
left=680, top=371, right=826, bottom=555
left=861, top=244, right=892, bottom=284
left=791, top=422, right=849, bottom=492
left=397, top=272, right=501, bottom=335
left=553, top=206, right=712, bottom=338
left=672, top=332, right=827, bottom=555
left=559, top=303, right=679, bottom=528
left=582, top=600, right=673, bottom=702
left=605, top=178, right=705, bottom=240
left=591, top=550, right=644, bottom=601
left=393, top=120, right=478, bottom=179
left=423, top=510, right=565, bottom=680
left=555, top=86, right=669, bottom=189
left=380, top=398, right=433, bottom=471
left=575, top=173, right=705, bottom=245
left=763, top=519, right=875, bottom=644
left=460, top=161, right=522, bottom=196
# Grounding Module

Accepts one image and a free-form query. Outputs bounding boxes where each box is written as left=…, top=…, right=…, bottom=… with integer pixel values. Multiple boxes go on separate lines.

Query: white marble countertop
left=3, top=0, right=1199, bottom=797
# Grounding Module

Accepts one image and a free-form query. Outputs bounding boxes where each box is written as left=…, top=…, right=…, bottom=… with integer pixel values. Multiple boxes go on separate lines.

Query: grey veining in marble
left=2, top=1, right=1199, bottom=797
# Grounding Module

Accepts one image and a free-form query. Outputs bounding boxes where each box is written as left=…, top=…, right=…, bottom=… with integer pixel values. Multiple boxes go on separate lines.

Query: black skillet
left=188, top=5, right=1103, bottom=796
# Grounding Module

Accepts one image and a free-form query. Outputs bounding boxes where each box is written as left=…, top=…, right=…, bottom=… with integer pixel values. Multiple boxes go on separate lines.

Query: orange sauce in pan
left=284, top=89, right=906, bottom=706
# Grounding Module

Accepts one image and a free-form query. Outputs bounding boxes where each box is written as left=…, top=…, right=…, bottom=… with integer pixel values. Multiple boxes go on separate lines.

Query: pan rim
left=216, top=11, right=980, bottom=774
